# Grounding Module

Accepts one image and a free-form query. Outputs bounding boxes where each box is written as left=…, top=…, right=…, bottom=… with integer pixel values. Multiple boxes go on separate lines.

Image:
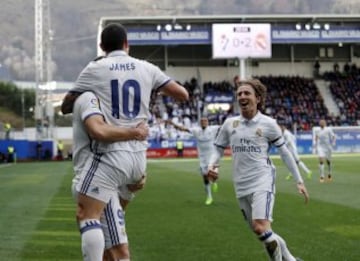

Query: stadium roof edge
left=99, top=14, right=360, bottom=24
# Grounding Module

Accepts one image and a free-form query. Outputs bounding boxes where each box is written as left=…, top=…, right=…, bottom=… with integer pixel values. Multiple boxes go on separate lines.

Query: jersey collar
left=107, top=50, right=128, bottom=57
left=239, top=111, right=262, bottom=124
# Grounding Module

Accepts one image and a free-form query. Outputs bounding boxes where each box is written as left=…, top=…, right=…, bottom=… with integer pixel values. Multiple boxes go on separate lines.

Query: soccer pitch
left=0, top=155, right=359, bottom=261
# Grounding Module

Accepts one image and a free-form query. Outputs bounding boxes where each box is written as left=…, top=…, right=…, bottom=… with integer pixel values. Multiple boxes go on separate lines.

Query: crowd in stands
left=147, top=70, right=359, bottom=140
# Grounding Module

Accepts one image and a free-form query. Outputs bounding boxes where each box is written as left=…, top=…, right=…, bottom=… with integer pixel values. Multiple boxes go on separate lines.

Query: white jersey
left=190, top=125, right=220, bottom=161
left=315, top=127, right=335, bottom=149
left=72, top=92, right=103, bottom=177
left=214, top=112, right=285, bottom=198
left=71, top=50, right=171, bottom=152
left=283, top=129, right=297, bottom=153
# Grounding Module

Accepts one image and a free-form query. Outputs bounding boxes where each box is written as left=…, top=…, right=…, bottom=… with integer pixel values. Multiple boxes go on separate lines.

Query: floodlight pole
left=239, top=58, right=246, bottom=80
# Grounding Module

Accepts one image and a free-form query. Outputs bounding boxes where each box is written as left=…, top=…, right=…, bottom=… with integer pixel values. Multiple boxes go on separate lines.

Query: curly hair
left=237, top=78, right=267, bottom=111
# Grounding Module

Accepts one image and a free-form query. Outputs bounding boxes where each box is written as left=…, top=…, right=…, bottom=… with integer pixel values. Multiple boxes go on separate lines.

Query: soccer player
left=314, top=119, right=336, bottom=183
left=167, top=117, right=220, bottom=205
left=279, top=124, right=312, bottom=180
left=71, top=91, right=148, bottom=260
left=62, top=23, right=189, bottom=260
left=207, top=79, right=308, bottom=261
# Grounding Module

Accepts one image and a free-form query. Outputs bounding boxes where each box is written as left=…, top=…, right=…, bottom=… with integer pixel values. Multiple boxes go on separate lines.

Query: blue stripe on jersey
left=80, top=153, right=102, bottom=194
left=265, top=192, right=272, bottom=219
left=155, top=79, right=171, bottom=91
left=104, top=200, right=121, bottom=246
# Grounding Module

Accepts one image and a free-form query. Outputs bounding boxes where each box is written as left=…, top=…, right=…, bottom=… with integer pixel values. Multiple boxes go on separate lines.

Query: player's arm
left=158, top=80, right=189, bottom=102
left=207, top=145, right=224, bottom=182
left=84, top=116, right=149, bottom=142
left=166, top=120, right=190, bottom=133
left=278, top=145, right=309, bottom=203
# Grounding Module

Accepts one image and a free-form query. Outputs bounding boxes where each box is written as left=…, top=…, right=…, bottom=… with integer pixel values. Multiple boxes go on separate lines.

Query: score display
left=212, top=23, right=272, bottom=59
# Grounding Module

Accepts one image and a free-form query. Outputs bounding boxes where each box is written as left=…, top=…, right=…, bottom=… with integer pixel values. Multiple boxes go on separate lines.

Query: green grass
left=0, top=155, right=359, bottom=260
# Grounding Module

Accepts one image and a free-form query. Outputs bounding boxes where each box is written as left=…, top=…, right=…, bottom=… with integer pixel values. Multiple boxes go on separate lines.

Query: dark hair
left=237, top=79, right=267, bottom=111
left=101, top=23, right=127, bottom=53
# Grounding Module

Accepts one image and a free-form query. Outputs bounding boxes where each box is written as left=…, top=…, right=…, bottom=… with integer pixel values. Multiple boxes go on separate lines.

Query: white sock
left=273, top=233, right=296, bottom=261
left=258, top=231, right=282, bottom=261
left=319, top=163, right=325, bottom=178
left=298, top=161, right=310, bottom=174
left=205, top=184, right=212, bottom=198
left=80, top=219, right=104, bottom=261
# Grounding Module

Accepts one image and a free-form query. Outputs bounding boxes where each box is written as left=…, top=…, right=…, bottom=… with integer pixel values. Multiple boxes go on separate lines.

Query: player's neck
left=242, top=110, right=257, bottom=120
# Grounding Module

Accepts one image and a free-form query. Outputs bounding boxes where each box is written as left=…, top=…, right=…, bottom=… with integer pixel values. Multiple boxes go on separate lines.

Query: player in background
left=279, top=124, right=312, bottom=180
left=70, top=91, right=148, bottom=260
left=62, top=23, right=189, bottom=261
left=207, top=79, right=308, bottom=261
left=167, top=117, right=220, bottom=205
left=314, top=119, right=336, bottom=183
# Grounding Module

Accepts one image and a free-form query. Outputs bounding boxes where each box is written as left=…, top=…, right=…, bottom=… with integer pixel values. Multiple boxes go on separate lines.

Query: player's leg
left=200, top=164, right=213, bottom=205
left=251, top=191, right=299, bottom=261
left=76, top=154, right=120, bottom=261
left=293, top=150, right=312, bottom=179
left=326, top=150, right=333, bottom=181
left=101, top=196, right=130, bottom=261
left=77, top=193, right=107, bottom=261
left=317, top=148, right=326, bottom=182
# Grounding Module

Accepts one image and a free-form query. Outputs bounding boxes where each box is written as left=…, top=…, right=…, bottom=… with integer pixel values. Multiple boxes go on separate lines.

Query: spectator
left=4, top=122, right=11, bottom=139
left=56, top=140, right=64, bottom=160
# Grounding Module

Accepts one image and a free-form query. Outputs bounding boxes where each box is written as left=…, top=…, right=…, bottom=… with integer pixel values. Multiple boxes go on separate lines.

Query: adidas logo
left=231, top=130, right=236, bottom=135
left=90, top=186, right=99, bottom=194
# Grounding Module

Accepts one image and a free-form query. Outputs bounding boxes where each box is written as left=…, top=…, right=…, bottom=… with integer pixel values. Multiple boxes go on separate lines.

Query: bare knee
left=252, top=219, right=271, bottom=235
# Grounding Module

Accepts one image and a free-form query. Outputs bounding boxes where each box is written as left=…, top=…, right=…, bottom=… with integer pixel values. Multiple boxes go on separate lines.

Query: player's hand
left=297, top=182, right=309, bottom=204
left=207, top=165, right=219, bottom=182
left=127, top=175, right=146, bottom=192
left=134, top=122, right=149, bottom=141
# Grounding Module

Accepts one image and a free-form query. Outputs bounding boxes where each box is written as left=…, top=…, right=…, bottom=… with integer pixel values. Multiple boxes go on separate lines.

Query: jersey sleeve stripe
left=83, top=112, right=103, bottom=122
left=155, top=79, right=171, bottom=91
left=270, top=136, right=282, bottom=144
left=214, top=143, right=227, bottom=149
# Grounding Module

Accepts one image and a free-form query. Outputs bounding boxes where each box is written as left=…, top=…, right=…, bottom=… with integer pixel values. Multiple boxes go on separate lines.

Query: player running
left=279, top=124, right=312, bottom=180
left=167, top=117, right=220, bottom=205
left=207, top=78, right=308, bottom=261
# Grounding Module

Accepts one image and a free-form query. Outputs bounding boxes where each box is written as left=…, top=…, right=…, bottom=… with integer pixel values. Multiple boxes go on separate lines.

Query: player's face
left=200, top=118, right=208, bottom=129
left=319, top=119, right=326, bottom=128
left=237, top=84, right=259, bottom=119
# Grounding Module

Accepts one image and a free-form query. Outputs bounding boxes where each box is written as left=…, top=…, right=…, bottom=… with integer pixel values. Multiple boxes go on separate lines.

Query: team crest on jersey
left=256, top=128, right=263, bottom=137
left=232, top=120, right=240, bottom=128
left=90, top=98, right=99, bottom=108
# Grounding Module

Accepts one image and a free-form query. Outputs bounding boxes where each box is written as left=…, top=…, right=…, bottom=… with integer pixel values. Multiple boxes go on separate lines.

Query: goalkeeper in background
left=279, top=124, right=312, bottom=180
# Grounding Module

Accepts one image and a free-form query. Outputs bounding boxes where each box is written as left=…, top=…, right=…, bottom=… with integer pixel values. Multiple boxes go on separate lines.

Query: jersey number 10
left=111, top=79, right=141, bottom=119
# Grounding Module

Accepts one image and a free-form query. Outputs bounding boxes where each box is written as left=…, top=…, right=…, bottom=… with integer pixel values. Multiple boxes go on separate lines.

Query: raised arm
left=166, top=120, right=190, bottom=133
left=159, top=80, right=189, bottom=102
